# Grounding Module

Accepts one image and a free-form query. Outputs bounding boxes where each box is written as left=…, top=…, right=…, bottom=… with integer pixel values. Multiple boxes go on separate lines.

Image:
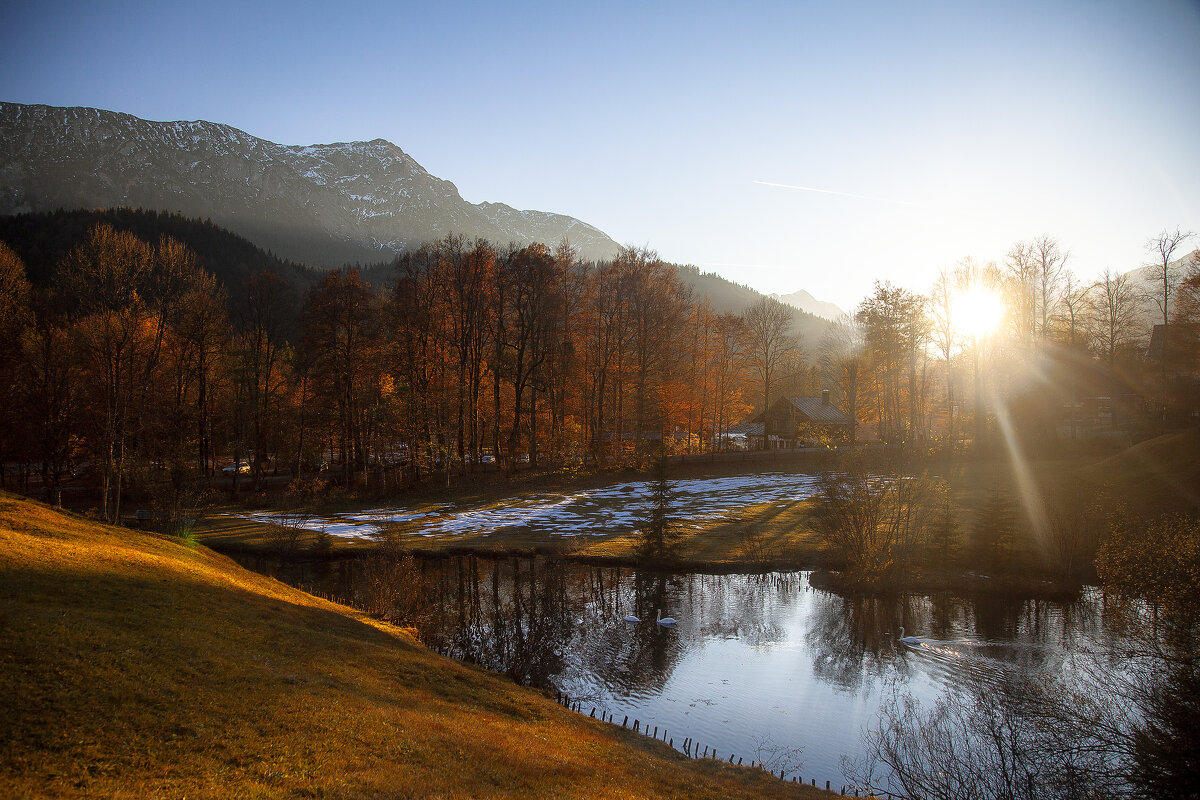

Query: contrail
left=754, top=180, right=910, bottom=205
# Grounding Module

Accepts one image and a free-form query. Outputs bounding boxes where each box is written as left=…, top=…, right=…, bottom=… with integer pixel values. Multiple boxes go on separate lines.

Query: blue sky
left=3, top=0, right=1198, bottom=310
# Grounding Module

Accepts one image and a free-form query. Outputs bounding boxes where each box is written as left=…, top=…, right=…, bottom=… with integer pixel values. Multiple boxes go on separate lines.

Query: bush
left=814, top=453, right=944, bottom=584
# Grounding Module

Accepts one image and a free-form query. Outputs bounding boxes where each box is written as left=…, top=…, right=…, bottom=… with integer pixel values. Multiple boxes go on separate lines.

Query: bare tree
left=1090, top=269, right=1143, bottom=431
left=1005, top=240, right=1037, bottom=346
left=743, top=296, right=795, bottom=417
left=1145, top=229, right=1195, bottom=428
left=1090, top=269, right=1143, bottom=369
left=818, top=319, right=863, bottom=445
left=1056, top=269, right=1091, bottom=348
left=1146, top=227, right=1194, bottom=327
left=1031, top=235, right=1068, bottom=341
left=814, top=452, right=941, bottom=583
left=301, top=269, right=382, bottom=488
left=848, top=666, right=1137, bottom=800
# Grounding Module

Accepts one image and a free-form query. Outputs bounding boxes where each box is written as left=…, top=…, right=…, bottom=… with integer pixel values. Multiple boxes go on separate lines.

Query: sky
left=2, top=0, right=1199, bottom=311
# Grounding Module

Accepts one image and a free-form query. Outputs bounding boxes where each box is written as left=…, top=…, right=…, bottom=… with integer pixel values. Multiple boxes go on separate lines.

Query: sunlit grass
left=0, top=492, right=828, bottom=798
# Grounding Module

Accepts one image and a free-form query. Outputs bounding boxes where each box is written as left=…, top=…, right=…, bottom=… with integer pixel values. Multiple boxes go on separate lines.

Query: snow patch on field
left=229, top=472, right=821, bottom=540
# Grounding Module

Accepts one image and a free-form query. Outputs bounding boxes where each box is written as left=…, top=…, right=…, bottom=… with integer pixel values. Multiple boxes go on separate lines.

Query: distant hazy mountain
left=678, top=265, right=832, bottom=344
left=773, top=288, right=847, bottom=322
left=0, top=102, right=621, bottom=267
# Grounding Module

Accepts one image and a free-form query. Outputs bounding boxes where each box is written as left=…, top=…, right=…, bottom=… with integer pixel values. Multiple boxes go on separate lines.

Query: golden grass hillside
left=0, top=494, right=828, bottom=799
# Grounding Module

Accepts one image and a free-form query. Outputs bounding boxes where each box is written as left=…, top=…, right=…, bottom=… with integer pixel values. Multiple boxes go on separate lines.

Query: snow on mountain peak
left=0, top=102, right=621, bottom=267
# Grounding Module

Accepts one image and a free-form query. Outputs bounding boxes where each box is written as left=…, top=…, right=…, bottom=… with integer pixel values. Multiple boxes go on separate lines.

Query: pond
left=240, top=554, right=1110, bottom=792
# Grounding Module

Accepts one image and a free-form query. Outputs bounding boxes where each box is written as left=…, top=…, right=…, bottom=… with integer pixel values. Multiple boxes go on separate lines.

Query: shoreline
left=214, top=539, right=1091, bottom=602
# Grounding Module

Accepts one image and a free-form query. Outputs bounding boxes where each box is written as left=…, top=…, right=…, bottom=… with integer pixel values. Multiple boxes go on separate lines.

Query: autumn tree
left=151, top=264, right=227, bottom=516
left=0, top=240, right=30, bottom=367
left=58, top=224, right=181, bottom=522
left=0, top=241, right=32, bottom=487
left=543, top=240, right=587, bottom=463
left=437, top=236, right=495, bottom=468
left=234, top=270, right=294, bottom=490
left=681, top=298, right=718, bottom=453
left=622, top=247, right=688, bottom=456
left=856, top=282, right=930, bottom=444
left=580, top=257, right=626, bottom=464
left=391, top=244, right=448, bottom=480
left=711, top=312, right=750, bottom=448
left=301, top=269, right=381, bottom=488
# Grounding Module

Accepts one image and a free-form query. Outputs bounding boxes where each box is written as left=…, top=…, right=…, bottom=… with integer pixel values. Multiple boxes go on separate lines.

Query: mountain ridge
left=773, top=288, right=847, bottom=322
left=0, top=102, right=622, bottom=266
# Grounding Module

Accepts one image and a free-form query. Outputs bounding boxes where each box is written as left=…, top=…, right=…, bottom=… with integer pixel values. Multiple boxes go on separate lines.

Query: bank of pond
left=235, top=552, right=1114, bottom=793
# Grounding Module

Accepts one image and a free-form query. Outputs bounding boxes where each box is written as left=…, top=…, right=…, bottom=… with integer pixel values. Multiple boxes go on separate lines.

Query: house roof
left=783, top=396, right=852, bottom=424
left=755, top=395, right=853, bottom=425
left=726, top=422, right=764, bottom=436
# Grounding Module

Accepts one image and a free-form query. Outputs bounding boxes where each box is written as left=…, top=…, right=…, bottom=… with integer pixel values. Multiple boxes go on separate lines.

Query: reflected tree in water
left=805, top=593, right=917, bottom=690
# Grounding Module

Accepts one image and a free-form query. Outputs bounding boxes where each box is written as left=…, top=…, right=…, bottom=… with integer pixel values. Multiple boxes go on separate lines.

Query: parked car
left=221, top=462, right=251, bottom=475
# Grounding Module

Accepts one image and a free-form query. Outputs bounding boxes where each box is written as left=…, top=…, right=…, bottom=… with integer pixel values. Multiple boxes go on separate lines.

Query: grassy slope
left=0, top=494, right=827, bottom=799
left=1078, top=427, right=1200, bottom=515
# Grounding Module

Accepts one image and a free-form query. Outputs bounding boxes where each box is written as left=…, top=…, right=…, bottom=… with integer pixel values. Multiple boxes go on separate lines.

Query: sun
left=954, top=285, right=1006, bottom=339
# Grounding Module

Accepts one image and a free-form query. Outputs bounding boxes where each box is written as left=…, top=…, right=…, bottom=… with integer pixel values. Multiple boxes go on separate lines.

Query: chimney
left=821, top=389, right=830, bottom=406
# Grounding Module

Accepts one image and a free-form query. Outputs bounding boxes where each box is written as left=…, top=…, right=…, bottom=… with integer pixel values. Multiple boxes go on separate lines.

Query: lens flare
left=955, top=286, right=1005, bottom=339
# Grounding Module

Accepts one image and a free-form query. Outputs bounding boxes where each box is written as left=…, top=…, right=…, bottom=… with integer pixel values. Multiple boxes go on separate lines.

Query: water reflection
left=806, top=593, right=912, bottom=690
left=240, top=554, right=1103, bottom=786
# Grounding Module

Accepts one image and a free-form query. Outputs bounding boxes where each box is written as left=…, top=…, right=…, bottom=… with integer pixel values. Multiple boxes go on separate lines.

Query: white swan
left=623, top=614, right=641, bottom=623
left=898, top=626, right=920, bottom=645
left=656, top=609, right=677, bottom=627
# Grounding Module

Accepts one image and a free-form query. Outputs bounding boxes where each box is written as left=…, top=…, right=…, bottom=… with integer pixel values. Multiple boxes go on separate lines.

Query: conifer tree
left=973, top=485, right=1017, bottom=570
left=638, top=450, right=679, bottom=562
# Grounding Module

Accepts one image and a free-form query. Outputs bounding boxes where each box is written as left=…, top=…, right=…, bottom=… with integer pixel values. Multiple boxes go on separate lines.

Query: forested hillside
left=0, top=208, right=336, bottom=291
